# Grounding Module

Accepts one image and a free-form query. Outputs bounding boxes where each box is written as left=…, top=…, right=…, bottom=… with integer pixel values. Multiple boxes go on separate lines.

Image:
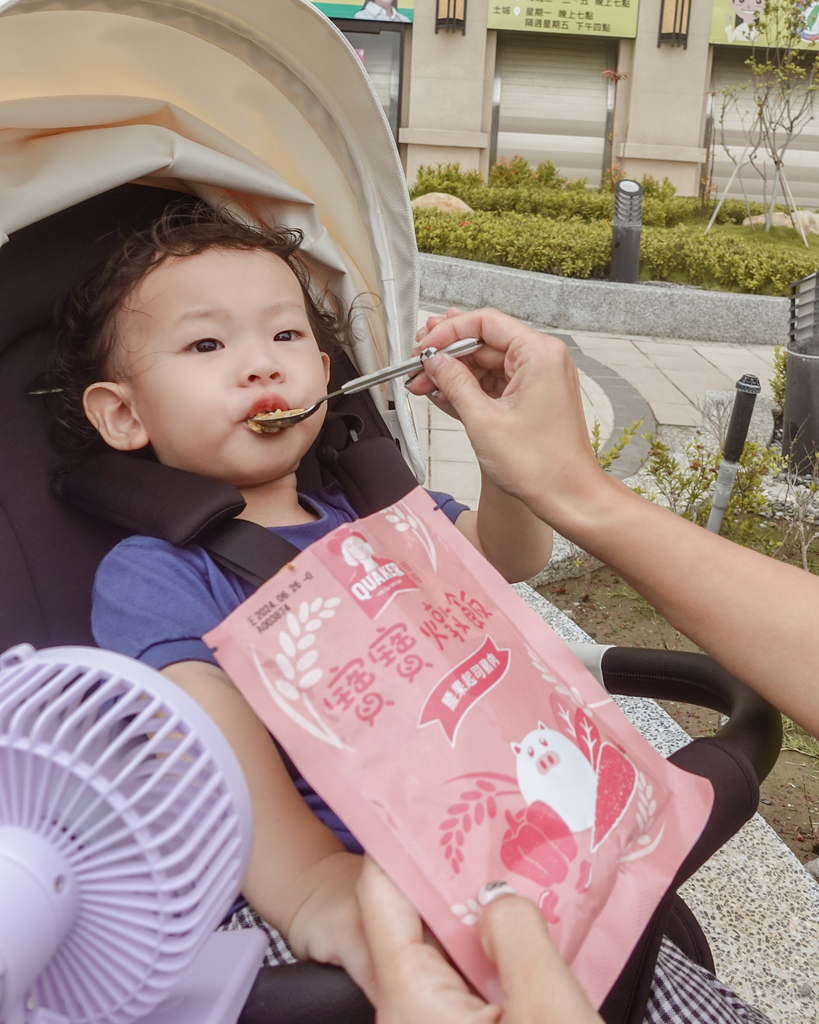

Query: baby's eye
left=274, top=329, right=301, bottom=342
left=190, top=338, right=223, bottom=353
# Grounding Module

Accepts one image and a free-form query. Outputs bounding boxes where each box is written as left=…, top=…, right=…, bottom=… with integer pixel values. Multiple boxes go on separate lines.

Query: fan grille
left=0, top=646, right=251, bottom=1024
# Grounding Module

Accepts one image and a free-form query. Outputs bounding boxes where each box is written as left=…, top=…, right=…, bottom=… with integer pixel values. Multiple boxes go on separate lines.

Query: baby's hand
left=286, top=851, right=376, bottom=1003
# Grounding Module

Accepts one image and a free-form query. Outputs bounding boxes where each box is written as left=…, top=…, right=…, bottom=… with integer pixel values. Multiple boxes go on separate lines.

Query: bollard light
left=783, top=272, right=819, bottom=474
left=610, top=179, right=643, bottom=284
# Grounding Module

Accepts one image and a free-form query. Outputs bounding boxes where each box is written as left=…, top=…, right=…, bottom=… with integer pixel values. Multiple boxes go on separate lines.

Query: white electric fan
left=0, top=644, right=267, bottom=1024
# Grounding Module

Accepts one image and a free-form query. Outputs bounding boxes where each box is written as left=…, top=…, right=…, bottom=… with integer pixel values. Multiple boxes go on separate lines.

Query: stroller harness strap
left=54, top=435, right=419, bottom=587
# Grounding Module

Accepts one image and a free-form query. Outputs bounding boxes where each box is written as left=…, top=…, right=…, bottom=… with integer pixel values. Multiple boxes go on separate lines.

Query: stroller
left=0, top=1, right=782, bottom=1022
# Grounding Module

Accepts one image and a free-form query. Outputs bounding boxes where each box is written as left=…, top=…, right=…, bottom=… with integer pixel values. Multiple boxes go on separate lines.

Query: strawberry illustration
left=592, top=743, right=637, bottom=851
left=500, top=800, right=578, bottom=887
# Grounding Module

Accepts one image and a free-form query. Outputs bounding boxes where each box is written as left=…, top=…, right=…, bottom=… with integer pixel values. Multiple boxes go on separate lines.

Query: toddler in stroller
left=41, top=199, right=774, bottom=1024
left=42, top=200, right=553, bottom=999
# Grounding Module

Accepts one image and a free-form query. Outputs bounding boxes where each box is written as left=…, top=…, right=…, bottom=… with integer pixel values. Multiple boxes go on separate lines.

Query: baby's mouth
left=245, top=394, right=290, bottom=434
left=247, top=394, right=289, bottom=420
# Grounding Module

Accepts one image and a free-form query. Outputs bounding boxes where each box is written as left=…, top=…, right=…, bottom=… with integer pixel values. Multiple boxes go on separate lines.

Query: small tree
left=749, top=0, right=819, bottom=229
left=710, top=0, right=819, bottom=238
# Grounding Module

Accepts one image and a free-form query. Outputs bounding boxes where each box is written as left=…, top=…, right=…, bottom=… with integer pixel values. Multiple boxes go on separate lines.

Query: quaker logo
left=320, top=528, right=418, bottom=619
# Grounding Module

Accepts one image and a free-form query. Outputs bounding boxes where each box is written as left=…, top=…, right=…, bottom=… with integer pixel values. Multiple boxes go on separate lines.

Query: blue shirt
left=92, top=482, right=468, bottom=851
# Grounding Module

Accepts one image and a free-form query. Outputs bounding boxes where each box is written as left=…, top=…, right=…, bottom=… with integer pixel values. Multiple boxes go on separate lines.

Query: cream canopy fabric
left=0, top=0, right=424, bottom=474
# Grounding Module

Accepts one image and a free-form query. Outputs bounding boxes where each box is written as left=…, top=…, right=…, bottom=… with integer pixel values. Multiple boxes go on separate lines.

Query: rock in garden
left=803, top=857, right=819, bottom=880
left=411, top=192, right=473, bottom=214
left=742, top=211, right=819, bottom=234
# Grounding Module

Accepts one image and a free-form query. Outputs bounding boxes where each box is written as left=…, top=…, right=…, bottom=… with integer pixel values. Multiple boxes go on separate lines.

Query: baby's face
left=105, top=247, right=331, bottom=489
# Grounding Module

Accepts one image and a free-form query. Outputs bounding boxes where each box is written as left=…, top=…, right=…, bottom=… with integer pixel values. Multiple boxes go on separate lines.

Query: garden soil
left=536, top=567, right=819, bottom=877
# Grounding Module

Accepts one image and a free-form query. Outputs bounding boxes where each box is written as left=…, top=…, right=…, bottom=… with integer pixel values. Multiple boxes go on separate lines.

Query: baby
left=47, top=202, right=553, bottom=998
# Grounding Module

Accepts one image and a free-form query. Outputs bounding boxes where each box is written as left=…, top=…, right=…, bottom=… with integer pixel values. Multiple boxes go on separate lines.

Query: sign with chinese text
left=487, top=0, right=639, bottom=37
left=205, top=487, right=712, bottom=1008
left=311, top=1, right=414, bottom=21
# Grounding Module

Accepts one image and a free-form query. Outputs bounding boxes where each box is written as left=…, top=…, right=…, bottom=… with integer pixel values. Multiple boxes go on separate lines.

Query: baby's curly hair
left=44, top=201, right=354, bottom=462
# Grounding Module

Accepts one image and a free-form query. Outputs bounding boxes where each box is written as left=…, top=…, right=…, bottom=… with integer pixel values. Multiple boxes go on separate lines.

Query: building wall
left=347, top=3, right=818, bottom=202
left=399, top=2, right=495, bottom=185
left=616, top=0, right=712, bottom=193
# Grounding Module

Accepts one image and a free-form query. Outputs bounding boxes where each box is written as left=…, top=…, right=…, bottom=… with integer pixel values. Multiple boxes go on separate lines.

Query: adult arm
left=410, top=307, right=819, bottom=737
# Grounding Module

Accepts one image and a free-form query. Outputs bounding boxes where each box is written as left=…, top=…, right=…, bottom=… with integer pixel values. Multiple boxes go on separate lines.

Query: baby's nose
left=247, top=367, right=281, bottom=383
left=244, top=344, right=283, bottom=383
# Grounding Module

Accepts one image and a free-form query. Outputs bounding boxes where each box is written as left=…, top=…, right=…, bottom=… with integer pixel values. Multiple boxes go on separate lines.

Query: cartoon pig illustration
left=511, top=721, right=597, bottom=833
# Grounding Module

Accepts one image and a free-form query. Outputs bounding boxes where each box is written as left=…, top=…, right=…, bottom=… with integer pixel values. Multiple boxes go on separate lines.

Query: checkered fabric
left=218, top=904, right=297, bottom=966
left=645, top=938, right=773, bottom=1024
left=220, top=909, right=773, bottom=1023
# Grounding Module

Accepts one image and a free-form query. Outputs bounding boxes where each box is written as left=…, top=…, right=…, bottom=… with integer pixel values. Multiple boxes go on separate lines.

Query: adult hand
left=357, top=857, right=602, bottom=1024
left=481, top=890, right=602, bottom=1024
left=412, top=307, right=508, bottom=421
left=406, top=307, right=607, bottom=531
left=358, top=856, right=498, bottom=1023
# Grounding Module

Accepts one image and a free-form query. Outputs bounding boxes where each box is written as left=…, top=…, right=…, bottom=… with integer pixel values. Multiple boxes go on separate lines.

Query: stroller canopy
left=0, top=0, right=424, bottom=474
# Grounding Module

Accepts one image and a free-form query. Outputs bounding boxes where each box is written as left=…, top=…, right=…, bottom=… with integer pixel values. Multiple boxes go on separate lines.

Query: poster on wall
left=312, top=1, right=414, bottom=21
left=487, top=1, right=638, bottom=37
left=709, top=0, right=819, bottom=45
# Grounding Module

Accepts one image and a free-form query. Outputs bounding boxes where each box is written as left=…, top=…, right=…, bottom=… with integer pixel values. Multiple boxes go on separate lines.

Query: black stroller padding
left=599, top=647, right=780, bottom=786
left=55, top=451, right=248, bottom=548
left=54, top=425, right=420, bottom=588
left=238, top=962, right=374, bottom=1024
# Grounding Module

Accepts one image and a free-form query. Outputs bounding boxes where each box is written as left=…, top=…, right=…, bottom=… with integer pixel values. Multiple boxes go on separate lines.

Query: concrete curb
left=419, top=253, right=788, bottom=346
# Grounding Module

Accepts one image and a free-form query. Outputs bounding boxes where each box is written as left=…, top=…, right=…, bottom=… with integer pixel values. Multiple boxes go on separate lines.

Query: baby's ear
left=83, top=382, right=150, bottom=452
left=321, top=351, right=331, bottom=385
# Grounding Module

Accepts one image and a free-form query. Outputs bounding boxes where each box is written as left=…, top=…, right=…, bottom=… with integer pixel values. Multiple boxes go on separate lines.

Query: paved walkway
left=415, top=308, right=819, bottom=1024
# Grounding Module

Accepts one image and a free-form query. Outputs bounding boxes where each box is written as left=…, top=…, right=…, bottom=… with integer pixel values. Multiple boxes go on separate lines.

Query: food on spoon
left=247, top=407, right=305, bottom=433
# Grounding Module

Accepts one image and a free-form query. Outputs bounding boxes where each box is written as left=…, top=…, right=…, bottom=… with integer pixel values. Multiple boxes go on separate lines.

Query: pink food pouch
left=205, top=487, right=714, bottom=1007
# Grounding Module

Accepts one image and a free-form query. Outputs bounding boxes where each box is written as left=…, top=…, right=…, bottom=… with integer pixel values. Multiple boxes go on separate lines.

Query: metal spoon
left=248, top=337, right=483, bottom=432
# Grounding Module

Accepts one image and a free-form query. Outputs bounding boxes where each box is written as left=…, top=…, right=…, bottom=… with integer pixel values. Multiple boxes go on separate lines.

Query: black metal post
left=783, top=272, right=819, bottom=475
left=706, top=374, right=762, bottom=534
left=610, top=180, right=643, bottom=284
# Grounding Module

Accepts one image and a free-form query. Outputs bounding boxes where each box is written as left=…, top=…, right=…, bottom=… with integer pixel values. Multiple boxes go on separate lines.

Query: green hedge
left=410, top=159, right=765, bottom=228
left=414, top=210, right=819, bottom=295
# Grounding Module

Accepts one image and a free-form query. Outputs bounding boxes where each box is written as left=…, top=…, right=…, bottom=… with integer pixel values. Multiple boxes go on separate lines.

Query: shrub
left=414, top=210, right=612, bottom=279
left=634, top=433, right=783, bottom=554
left=534, top=160, right=568, bottom=188
left=409, top=158, right=815, bottom=294
left=770, top=345, right=788, bottom=415
left=413, top=209, right=819, bottom=294
left=488, top=155, right=535, bottom=186
left=410, top=163, right=485, bottom=207
left=638, top=226, right=819, bottom=295
left=639, top=175, right=677, bottom=202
